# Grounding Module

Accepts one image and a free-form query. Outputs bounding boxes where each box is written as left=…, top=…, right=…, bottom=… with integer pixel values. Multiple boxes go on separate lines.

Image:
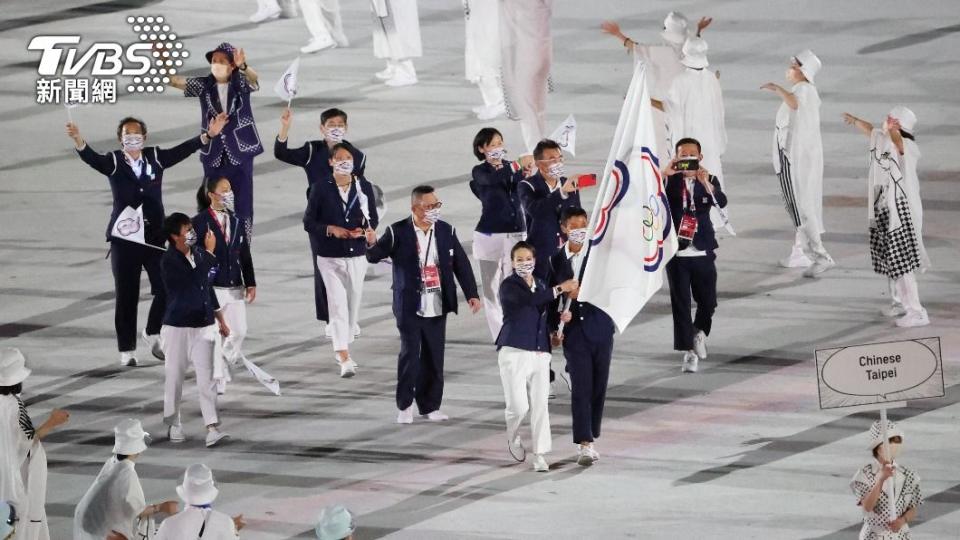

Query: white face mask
left=325, top=127, right=346, bottom=143
left=333, top=159, right=354, bottom=175
left=514, top=260, right=536, bottom=277
left=219, top=191, right=235, bottom=212
left=547, top=162, right=566, bottom=179
left=121, top=134, right=144, bottom=151
left=486, top=147, right=507, bottom=161
left=567, top=228, right=588, bottom=245
left=424, top=207, right=441, bottom=225
left=184, top=229, right=198, bottom=247
left=211, top=63, right=231, bottom=81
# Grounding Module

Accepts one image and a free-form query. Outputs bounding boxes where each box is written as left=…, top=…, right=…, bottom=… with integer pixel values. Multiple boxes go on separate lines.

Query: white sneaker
left=331, top=28, right=350, bottom=48
left=881, top=304, right=907, bottom=318
left=895, top=310, right=930, bottom=328
left=508, top=436, right=526, bottom=462
left=384, top=72, right=418, bottom=87
left=396, top=405, right=414, bottom=424
left=802, top=257, right=836, bottom=278
left=531, top=454, right=549, bottom=472
left=216, top=378, right=227, bottom=396
left=693, top=330, right=707, bottom=360
left=339, top=358, right=357, bottom=378
left=168, top=423, right=185, bottom=443
left=323, top=325, right=333, bottom=340
left=205, top=427, right=230, bottom=448
left=375, top=65, right=395, bottom=80
left=576, top=445, right=595, bottom=467
left=353, top=325, right=362, bottom=339
left=681, top=351, right=699, bottom=373
left=249, top=6, right=281, bottom=23
left=548, top=380, right=557, bottom=399
left=120, top=351, right=138, bottom=367
left=779, top=246, right=812, bottom=268
left=141, top=329, right=164, bottom=361
left=476, top=103, right=506, bottom=120
left=301, top=36, right=336, bottom=54
left=424, top=410, right=449, bottom=422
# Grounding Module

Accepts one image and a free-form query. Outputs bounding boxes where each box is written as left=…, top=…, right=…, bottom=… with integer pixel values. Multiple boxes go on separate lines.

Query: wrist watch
left=239, top=62, right=248, bottom=71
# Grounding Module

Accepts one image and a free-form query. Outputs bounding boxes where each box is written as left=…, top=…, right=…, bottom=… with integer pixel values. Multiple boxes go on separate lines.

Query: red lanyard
left=208, top=208, right=229, bottom=244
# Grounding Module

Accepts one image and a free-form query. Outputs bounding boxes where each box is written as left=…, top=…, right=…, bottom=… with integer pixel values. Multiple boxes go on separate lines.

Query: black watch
left=239, top=62, right=248, bottom=71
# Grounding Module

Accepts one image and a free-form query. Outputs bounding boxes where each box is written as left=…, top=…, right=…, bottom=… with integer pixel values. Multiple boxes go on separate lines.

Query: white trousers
left=160, top=325, right=219, bottom=426
left=794, top=226, right=831, bottom=263
left=889, top=272, right=925, bottom=315
left=465, top=0, right=503, bottom=108
left=372, top=0, right=422, bottom=60
left=214, top=288, right=247, bottom=363
left=256, top=0, right=279, bottom=11
left=498, top=347, right=552, bottom=455
left=316, top=256, right=368, bottom=351
left=500, top=0, right=553, bottom=152
left=299, top=0, right=347, bottom=45
left=473, top=231, right=524, bottom=340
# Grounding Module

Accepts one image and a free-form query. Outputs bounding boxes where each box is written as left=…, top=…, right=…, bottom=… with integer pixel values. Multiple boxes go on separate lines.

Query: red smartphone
left=577, top=173, right=598, bottom=188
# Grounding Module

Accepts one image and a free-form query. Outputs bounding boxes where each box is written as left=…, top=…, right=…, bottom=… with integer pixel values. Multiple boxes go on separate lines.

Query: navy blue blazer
left=518, top=173, right=581, bottom=260
left=191, top=209, right=255, bottom=288
left=495, top=273, right=554, bottom=352
left=303, top=177, right=380, bottom=258
left=470, top=161, right=525, bottom=234
left=664, top=173, right=727, bottom=253
left=76, top=136, right=207, bottom=246
left=548, top=248, right=615, bottom=338
left=161, top=247, right=221, bottom=328
left=184, top=71, right=263, bottom=167
left=366, top=217, right=479, bottom=325
left=274, top=138, right=367, bottom=198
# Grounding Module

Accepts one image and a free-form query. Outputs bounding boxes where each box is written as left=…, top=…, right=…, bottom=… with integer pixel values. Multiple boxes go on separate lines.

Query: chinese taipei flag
left=577, top=61, right=678, bottom=333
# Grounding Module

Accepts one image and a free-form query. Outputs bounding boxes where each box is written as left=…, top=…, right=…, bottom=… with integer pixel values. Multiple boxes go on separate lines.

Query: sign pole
left=879, top=407, right=896, bottom=522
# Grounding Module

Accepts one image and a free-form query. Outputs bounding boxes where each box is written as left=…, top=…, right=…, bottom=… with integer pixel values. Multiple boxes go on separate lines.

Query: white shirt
left=217, top=82, right=229, bottom=113
left=123, top=151, right=144, bottom=177
left=413, top=219, right=442, bottom=318
left=213, top=209, right=230, bottom=243
left=564, top=243, right=585, bottom=278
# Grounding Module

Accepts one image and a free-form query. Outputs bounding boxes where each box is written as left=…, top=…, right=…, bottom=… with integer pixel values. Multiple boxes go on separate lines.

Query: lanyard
left=417, top=228, right=435, bottom=271
left=207, top=208, right=229, bottom=244
left=681, top=179, right=696, bottom=212
left=339, top=180, right=360, bottom=219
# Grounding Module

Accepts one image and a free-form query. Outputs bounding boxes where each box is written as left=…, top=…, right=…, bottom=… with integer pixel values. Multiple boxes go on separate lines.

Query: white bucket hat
left=315, top=505, right=356, bottom=540
left=0, top=349, right=30, bottom=387
left=0, top=501, right=16, bottom=539
left=793, top=49, right=822, bottom=83
left=888, top=105, right=917, bottom=134
left=681, top=37, right=709, bottom=69
left=112, top=418, right=150, bottom=455
left=176, top=464, right=220, bottom=506
left=867, top=420, right=904, bottom=451
left=661, top=12, right=689, bottom=45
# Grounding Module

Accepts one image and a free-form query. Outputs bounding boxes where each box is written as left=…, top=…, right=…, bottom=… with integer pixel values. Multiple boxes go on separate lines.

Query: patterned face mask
left=424, top=207, right=441, bottom=224
left=219, top=191, right=235, bottom=212
left=325, top=127, right=346, bottom=143
left=333, top=160, right=354, bottom=175
left=121, top=134, right=144, bottom=151
left=184, top=229, right=198, bottom=247
left=547, top=162, right=566, bottom=179
left=485, top=147, right=507, bottom=161
left=567, top=228, right=588, bottom=245
left=515, top=260, right=536, bottom=277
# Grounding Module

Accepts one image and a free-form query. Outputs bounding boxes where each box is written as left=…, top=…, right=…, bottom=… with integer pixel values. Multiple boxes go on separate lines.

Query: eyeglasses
left=419, top=201, right=443, bottom=210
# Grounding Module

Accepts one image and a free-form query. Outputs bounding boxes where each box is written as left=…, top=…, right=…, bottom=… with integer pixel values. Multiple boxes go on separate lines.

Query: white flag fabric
left=577, top=61, right=678, bottom=333
left=242, top=355, right=281, bottom=396
left=273, top=57, right=301, bottom=101
left=110, top=206, right=152, bottom=247
left=549, top=114, right=577, bottom=156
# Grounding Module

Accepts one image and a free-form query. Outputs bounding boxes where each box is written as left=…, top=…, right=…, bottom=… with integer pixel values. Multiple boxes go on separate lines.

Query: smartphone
left=675, top=158, right=699, bottom=171
left=577, top=173, right=598, bottom=188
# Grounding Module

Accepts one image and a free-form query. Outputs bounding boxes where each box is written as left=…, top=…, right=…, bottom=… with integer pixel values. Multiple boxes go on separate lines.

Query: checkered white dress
left=869, top=185, right=921, bottom=280
left=851, top=462, right=923, bottom=539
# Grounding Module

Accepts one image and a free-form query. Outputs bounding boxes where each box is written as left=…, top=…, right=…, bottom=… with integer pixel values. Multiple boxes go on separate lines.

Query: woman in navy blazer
left=495, top=241, right=577, bottom=472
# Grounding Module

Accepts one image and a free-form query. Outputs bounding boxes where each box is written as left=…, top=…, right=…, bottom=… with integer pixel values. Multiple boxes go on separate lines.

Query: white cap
left=112, top=418, right=150, bottom=455
left=661, top=12, right=689, bottom=45
left=794, top=49, right=822, bottom=83
left=868, top=420, right=904, bottom=451
left=0, top=501, right=16, bottom=539
left=888, top=105, right=917, bottom=133
left=315, top=505, right=356, bottom=540
left=176, top=464, right=220, bottom=506
left=0, top=349, right=30, bottom=387
left=681, top=37, right=709, bottom=69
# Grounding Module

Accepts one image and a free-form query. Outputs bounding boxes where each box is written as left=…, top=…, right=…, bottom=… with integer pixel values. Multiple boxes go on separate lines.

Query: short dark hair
left=674, top=137, right=701, bottom=153
left=164, top=212, right=192, bottom=240
left=899, top=130, right=915, bottom=141
left=321, top=108, right=348, bottom=125
left=472, top=127, right=503, bottom=161
left=561, top=206, right=588, bottom=225
left=411, top=185, right=435, bottom=203
left=329, top=143, right=353, bottom=158
left=510, top=240, right=537, bottom=259
left=116, top=454, right=129, bottom=461
left=116, top=116, right=147, bottom=140
left=533, top=139, right=561, bottom=160
left=0, top=383, right=23, bottom=396
left=196, top=176, right=230, bottom=212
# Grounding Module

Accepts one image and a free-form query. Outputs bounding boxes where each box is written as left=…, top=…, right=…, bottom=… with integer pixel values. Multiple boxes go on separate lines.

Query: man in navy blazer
left=67, top=114, right=226, bottom=367
left=662, top=138, right=728, bottom=374
left=366, top=186, right=481, bottom=424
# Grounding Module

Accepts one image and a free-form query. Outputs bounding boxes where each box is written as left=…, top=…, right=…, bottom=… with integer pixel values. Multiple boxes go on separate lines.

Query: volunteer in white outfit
left=371, top=0, right=422, bottom=87
left=249, top=0, right=281, bottom=23
left=842, top=107, right=930, bottom=327
left=315, top=505, right=356, bottom=540
left=763, top=50, right=835, bottom=277
left=0, top=348, right=70, bottom=540
left=0, top=501, right=16, bottom=540
left=464, top=0, right=505, bottom=120
left=155, top=464, right=244, bottom=540
left=470, top=128, right=534, bottom=340
left=299, top=0, right=349, bottom=54
left=850, top=420, right=923, bottom=540
left=73, top=419, right=179, bottom=540
left=500, top=0, right=554, bottom=152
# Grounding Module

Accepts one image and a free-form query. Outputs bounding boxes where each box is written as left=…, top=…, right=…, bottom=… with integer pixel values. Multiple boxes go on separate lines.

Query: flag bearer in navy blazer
left=496, top=241, right=578, bottom=472
left=518, top=139, right=581, bottom=281
left=662, top=138, right=728, bottom=374
left=548, top=207, right=616, bottom=467
left=469, top=127, right=535, bottom=341
left=303, top=144, right=379, bottom=378
left=67, top=114, right=227, bottom=368
left=159, top=213, right=231, bottom=448
left=366, top=186, right=481, bottom=424
left=193, top=176, right=256, bottom=394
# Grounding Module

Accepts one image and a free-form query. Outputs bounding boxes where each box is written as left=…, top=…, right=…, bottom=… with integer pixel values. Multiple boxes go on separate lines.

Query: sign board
left=816, top=337, right=943, bottom=410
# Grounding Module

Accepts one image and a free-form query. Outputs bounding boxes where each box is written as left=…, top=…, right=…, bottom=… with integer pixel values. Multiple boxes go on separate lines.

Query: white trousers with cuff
left=473, top=231, right=525, bottom=340
left=889, top=272, right=925, bottom=316
left=214, top=288, right=247, bottom=363
left=299, top=0, right=347, bottom=45
left=317, top=255, right=368, bottom=352
left=498, top=347, right=552, bottom=455
left=161, top=325, right=219, bottom=427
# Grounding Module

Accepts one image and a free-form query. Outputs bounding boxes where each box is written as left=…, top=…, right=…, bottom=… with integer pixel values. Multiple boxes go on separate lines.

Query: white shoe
left=779, top=247, right=812, bottom=268
left=168, top=424, right=185, bottom=443
left=396, top=405, right=414, bottom=424
left=802, top=257, right=836, bottom=278
left=508, top=436, right=526, bottom=462
left=120, top=351, right=138, bottom=367
left=249, top=6, right=281, bottom=23
left=895, top=310, right=930, bottom=328
left=881, top=304, right=907, bottom=318
left=375, top=65, right=395, bottom=80
left=331, top=28, right=350, bottom=48
left=339, top=358, right=357, bottom=378
left=141, top=329, right=164, bottom=361
left=471, top=105, right=485, bottom=114
left=301, top=37, right=336, bottom=54
left=693, top=330, right=707, bottom=360
left=424, top=410, right=449, bottom=422
left=353, top=325, right=361, bottom=339
left=576, top=444, right=595, bottom=467
left=323, top=325, right=333, bottom=340
left=216, top=378, right=227, bottom=396
left=681, top=351, right=699, bottom=373
left=205, top=427, right=230, bottom=448
left=532, top=454, right=549, bottom=472
left=548, top=380, right=557, bottom=399
left=476, top=103, right=506, bottom=120
left=384, top=72, right=418, bottom=87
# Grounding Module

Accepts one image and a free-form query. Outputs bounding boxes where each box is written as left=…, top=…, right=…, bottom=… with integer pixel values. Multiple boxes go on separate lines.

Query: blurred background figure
left=315, top=504, right=356, bottom=540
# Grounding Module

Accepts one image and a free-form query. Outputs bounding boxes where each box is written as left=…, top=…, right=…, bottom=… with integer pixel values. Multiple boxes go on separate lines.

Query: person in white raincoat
left=842, top=106, right=929, bottom=327
left=0, top=348, right=70, bottom=540
left=762, top=49, right=835, bottom=277
left=73, top=419, right=179, bottom=540
left=315, top=505, right=356, bottom=539
left=463, top=0, right=505, bottom=120
left=371, top=0, right=422, bottom=87
left=155, top=465, right=243, bottom=540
